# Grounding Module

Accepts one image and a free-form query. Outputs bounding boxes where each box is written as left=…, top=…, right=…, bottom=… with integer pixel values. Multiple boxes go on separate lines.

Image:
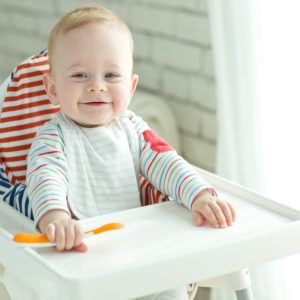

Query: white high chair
left=3, top=167, right=300, bottom=300
left=1, top=53, right=300, bottom=300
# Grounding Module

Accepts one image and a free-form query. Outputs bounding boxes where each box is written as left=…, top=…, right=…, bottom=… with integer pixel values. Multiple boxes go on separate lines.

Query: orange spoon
left=13, top=222, right=124, bottom=246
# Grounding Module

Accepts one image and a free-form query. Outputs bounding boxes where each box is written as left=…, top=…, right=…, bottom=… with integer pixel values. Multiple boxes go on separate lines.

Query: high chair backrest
left=0, top=51, right=59, bottom=185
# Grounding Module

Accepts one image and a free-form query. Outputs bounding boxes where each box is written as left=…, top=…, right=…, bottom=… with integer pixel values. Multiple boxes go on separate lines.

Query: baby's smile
left=82, top=101, right=110, bottom=106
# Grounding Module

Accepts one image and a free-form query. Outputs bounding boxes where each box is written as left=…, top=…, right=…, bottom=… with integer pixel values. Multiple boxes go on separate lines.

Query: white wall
left=0, top=0, right=217, bottom=171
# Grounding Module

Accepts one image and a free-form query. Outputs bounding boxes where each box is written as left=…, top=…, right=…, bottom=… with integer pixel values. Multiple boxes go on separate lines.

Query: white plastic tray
left=1, top=168, right=300, bottom=300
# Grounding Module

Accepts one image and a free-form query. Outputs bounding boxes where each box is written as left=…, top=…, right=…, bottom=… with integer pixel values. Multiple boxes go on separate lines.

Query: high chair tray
left=1, top=168, right=300, bottom=300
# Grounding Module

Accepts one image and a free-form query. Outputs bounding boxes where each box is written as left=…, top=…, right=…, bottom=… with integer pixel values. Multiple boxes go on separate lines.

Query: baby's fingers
left=200, top=205, right=220, bottom=228
left=55, top=225, right=66, bottom=251
left=45, top=223, right=56, bottom=243
left=208, top=202, right=228, bottom=228
left=45, top=222, right=66, bottom=251
left=227, top=201, right=236, bottom=222
left=217, top=200, right=235, bottom=226
left=191, top=211, right=205, bottom=226
left=65, top=223, right=76, bottom=250
left=73, top=242, right=88, bottom=252
left=74, top=223, right=85, bottom=248
left=64, top=221, right=84, bottom=250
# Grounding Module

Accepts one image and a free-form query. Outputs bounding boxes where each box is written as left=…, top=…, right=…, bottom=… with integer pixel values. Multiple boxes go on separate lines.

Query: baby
left=26, top=5, right=235, bottom=300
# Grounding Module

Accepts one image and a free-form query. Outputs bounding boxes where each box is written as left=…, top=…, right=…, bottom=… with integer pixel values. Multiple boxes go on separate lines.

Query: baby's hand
left=191, top=189, right=236, bottom=228
left=38, top=209, right=87, bottom=252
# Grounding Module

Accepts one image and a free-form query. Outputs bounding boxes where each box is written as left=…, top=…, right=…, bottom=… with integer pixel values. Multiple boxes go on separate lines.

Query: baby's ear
left=43, top=72, right=59, bottom=105
left=130, top=73, right=139, bottom=98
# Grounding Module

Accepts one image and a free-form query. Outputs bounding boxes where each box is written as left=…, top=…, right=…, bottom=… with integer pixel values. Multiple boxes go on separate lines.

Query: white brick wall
left=176, top=12, right=211, bottom=45
left=152, top=37, right=203, bottom=72
left=0, top=0, right=217, bottom=172
left=139, top=0, right=200, bottom=11
left=129, top=5, right=176, bottom=36
left=190, top=77, right=216, bottom=110
left=162, top=68, right=189, bottom=100
left=181, top=135, right=216, bottom=170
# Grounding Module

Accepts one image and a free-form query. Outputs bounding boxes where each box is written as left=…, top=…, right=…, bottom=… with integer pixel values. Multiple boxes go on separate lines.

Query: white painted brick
left=139, top=0, right=197, bottom=10
left=176, top=12, right=210, bottom=45
left=56, top=0, right=89, bottom=15
left=190, top=77, right=216, bottom=110
left=0, top=1, right=17, bottom=10
left=204, top=49, right=215, bottom=78
left=4, top=31, right=46, bottom=56
left=0, top=50, right=25, bottom=80
left=133, top=32, right=152, bottom=60
left=195, top=0, right=208, bottom=13
left=129, top=5, right=176, bottom=36
left=0, top=8, right=10, bottom=31
left=171, top=102, right=217, bottom=141
left=55, top=0, right=129, bottom=20
left=181, top=135, right=216, bottom=170
left=171, top=102, right=203, bottom=135
left=12, top=0, right=55, bottom=13
left=0, top=30, right=12, bottom=51
left=0, top=0, right=11, bottom=5
left=36, top=15, right=59, bottom=38
left=11, top=12, right=38, bottom=33
left=134, top=61, right=161, bottom=90
left=98, top=1, right=130, bottom=23
left=162, top=69, right=189, bottom=100
left=152, top=37, right=202, bottom=72
left=0, top=64, right=14, bottom=82
left=0, top=40, right=3, bottom=54
left=116, top=4, right=130, bottom=24
left=0, top=6, right=8, bottom=30
left=202, top=111, right=217, bottom=141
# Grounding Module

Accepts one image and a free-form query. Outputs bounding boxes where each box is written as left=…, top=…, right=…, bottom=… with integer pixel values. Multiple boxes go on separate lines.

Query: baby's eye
left=72, top=72, right=88, bottom=79
left=105, top=72, right=120, bottom=79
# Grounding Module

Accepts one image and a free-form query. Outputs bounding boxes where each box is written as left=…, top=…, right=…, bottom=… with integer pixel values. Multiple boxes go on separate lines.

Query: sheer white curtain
left=209, top=0, right=300, bottom=299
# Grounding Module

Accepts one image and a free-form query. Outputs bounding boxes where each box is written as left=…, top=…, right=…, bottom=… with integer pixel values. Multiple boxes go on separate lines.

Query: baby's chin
left=71, top=112, right=120, bottom=128
left=74, top=120, right=106, bottom=128
left=73, top=115, right=116, bottom=127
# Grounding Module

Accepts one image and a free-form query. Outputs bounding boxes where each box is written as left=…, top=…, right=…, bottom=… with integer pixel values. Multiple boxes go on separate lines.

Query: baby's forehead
left=61, top=21, right=132, bottom=45
left=49, top=22, right=133, bottom=72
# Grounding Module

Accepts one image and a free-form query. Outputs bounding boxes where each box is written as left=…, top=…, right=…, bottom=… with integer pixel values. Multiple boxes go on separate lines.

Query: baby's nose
left=88, top=79, right=106, bottom=92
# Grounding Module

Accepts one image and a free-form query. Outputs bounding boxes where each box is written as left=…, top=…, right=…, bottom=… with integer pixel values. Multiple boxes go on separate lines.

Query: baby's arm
left=130, top=112, right=236, bottom=227
left=191, top=189, right=236, bottom=228
left=27, top=122, right=87, bottom=251
left=38, top=209, right=86, bottom=252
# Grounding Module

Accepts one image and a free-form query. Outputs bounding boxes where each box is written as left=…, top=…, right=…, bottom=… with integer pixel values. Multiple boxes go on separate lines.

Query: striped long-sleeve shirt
left=26, top=110, right=213, bottom=226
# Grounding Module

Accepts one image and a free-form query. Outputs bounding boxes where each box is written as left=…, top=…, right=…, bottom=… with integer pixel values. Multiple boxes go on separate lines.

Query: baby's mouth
left=83, top=102, right=109, bottom=106
left=80, top=98, right=112, bottom=106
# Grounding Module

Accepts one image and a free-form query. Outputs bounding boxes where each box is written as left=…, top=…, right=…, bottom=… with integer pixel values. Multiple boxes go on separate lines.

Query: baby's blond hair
left=48, top=5, right=133, bottom=68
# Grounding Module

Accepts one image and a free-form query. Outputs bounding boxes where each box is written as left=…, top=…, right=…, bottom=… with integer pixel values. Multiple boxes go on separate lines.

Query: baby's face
left=46, top=23, right=138, bottom=127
